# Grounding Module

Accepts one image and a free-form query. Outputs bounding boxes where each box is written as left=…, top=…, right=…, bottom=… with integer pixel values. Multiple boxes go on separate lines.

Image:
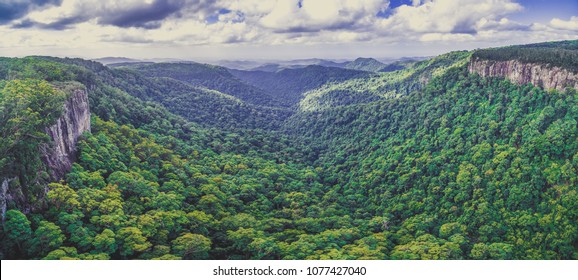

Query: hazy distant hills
left=225, top=57, right=426, bottom=73
left=94, top=57, right=142, bottom=65
left=248, top=59, right=349, bottom=72
left=117, top=62, right=288, bottom=108
left=96, top=56, right=429, bottom=75
left=230, top=65, right=373, bottom=106
left=344, top=57, right=388, bottom=72
left=95, top=57, right=188, bottom=66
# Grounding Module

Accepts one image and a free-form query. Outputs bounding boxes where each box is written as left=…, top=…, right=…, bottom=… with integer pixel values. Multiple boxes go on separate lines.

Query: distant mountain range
left=96, top=56, right=429, bottom=73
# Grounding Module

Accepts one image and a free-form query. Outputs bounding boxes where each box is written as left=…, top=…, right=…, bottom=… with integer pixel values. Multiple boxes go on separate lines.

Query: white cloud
left=550, top=16, right=578, bottom=31
left=258, top=0, right=389, bottom=32
left=222, top=0, right=277, bottom=17
left=379, top=0, right=523, bottom=34
left=1, top=0, right=577, bottom=60
left=420, top=33, right=475, bottom=42
left=25, top=0, right=79, bottom=24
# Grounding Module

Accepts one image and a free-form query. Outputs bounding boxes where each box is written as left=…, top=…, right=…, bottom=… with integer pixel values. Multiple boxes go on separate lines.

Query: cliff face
left=1, top=87, right=90, bottom=218
left=1, top=178, right=14, bottom=219
left=468, top=58, right=578, bottom=92
left=42, top=87, right=91, bottom=180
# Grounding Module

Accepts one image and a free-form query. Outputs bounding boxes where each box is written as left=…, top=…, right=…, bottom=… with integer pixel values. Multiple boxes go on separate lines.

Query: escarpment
left=468, top=57, right=578, bottom=92
left=1, top=86, right=90, bottom=217
left=42, top=87, right=91, bottom=180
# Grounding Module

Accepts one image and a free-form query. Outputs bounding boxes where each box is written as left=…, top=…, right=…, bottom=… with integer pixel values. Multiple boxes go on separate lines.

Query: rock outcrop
left=1, top=178, right=14, bottom=220
left=42, top=87, right=91, bottom=180
left=468, top=58, right=578, bottom=92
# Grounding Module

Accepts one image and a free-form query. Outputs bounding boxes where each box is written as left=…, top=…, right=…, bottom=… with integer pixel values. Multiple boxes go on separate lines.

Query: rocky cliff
left=1, top=177, right=15, bottom=220
left=41, top=87, right=91, bottom=180
left=468, top=57, right=578, bottom=92
left=1, top=86, right=90, bottom=218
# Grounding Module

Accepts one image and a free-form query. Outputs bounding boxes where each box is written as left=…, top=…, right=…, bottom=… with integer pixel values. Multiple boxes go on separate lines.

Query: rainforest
left=1, top=40, right=577, bottom=260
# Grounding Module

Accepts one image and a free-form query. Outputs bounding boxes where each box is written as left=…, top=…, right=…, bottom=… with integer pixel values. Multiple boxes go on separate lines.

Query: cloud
left=475, top=17, right=531, bottom=32
left=420, top=33, right=475, bottom=42
left=15, top=0, right=219, bottom=30
left=550, top=16, right=578, bottom=31
left=98, top=0, right=185, bottom=29
left=1, top=0, right=577, bottom=60
left=257, top=0, right=389, bottom=32
left=0, top=0, right=62, bottom=24
left=379, top=0, right=523, bottom=34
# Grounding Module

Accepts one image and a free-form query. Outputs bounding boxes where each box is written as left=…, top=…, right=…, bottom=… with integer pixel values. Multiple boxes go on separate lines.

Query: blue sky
left=511, top=0, right=578, bottom=22
left=0, top=0, right=576, bottom=61
left=388, top=0, right=578, bottom=21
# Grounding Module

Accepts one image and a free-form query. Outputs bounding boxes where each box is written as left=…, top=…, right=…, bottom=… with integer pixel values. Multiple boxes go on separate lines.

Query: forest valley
left=0, top=40, right=577, bottom=260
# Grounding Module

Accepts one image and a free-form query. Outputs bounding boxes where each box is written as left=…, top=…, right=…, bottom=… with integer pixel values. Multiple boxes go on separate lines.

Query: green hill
left=299, top=51, right=471, bottom=111
left=231, top=65, right=372, bottom=106
left=119, top=62, right=288, bottom=107
left=345, top=57, right=388, bottom=72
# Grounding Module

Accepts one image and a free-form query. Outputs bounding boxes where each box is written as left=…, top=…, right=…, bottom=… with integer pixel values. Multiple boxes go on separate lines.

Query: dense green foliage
left=231, top=66, right=372, bottom=106
left=1, top=41, right=577, bottom=260
left=119, top=62, right=286, bottom=107
left=379, top=60, right=417, bottom=73
left=299, top=51, right=470, bottom=111
left=287, top=68, right=578, bottom=259
left=3, top=57, right=302, bottom=159
left=0, top=79, right=67, bottom=205
left=104, top=68, right=292, bottom=130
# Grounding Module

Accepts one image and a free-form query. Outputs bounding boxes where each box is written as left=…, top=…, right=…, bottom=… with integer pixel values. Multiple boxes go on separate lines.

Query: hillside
left=299, top=51, right=471, bottom=111
left=230, top=65, right=372, bottom=106
left=1, top=40, right=577, bottom=260
left=345, top=57, right=388, bottom=72
left=118, top=62, right=288, bottom=108
left=105, top=67, right=292, bottom=130
left=287, top=65, right=578, bottom=259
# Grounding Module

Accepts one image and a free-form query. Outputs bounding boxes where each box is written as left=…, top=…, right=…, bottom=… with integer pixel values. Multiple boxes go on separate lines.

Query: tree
left=471, top=243, right=489, bottom=260
left=152, top=254, right=181, bottom=260
left=248, top=237, right=280, bottom=260
left=28, top=221, right=65, bottom=258
left=107, top=171, right=159, bottom=198
left=2, top=210, right=32, bottom=257
left=47, top=183, right=80, bottom=212
left=93, top=229, right=117, bottom=255
left=64, top=224, right=94, bottom=252
left=186, top=210, right=214, bottom=236
left=439, top=222, right=466, bottom=239
left=43, top=247, right=79, bottom=260
left=117, top=227, right=151, bottom=258
left=171, top=233, right=212, bottom=259
left=488, top=243, right=513, bottom=259
left=146, top=192, right=184, bottom=211
left=342, top=242, right=385, bottom=260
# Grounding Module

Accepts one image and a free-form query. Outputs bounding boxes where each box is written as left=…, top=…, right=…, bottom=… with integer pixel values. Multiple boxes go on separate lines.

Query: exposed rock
left=1, top=178, right=14, bottom=220
left=468, top=58, right=578, bottom=92
left=41, top=87, right=91, bottom=180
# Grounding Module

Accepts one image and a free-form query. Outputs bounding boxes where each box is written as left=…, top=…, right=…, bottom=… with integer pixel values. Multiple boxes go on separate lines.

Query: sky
left=0, top=0, right=577, bottom=61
